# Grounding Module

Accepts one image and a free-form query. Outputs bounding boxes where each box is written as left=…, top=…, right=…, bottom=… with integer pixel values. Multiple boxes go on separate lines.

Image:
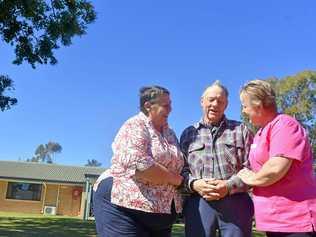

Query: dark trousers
left=183, top=193, right=254, bottom=237
left=93, top=177, right=177, bottom=237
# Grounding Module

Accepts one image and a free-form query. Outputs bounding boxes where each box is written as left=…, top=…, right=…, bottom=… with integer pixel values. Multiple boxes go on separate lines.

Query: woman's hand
left=134, top=171, right=163, bottom=185
left=237, top=168, right=256, bottom=186
left=134, top=163, right=183, bottom=187
left=168, top=173, right=183, bottom=186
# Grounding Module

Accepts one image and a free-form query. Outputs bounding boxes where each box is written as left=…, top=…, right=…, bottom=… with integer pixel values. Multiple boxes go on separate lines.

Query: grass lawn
left=172, top=224, right=265, bottom=237
left=0, top=212, right=265, bottom=237
left=0, top=212, right=96, bottom=237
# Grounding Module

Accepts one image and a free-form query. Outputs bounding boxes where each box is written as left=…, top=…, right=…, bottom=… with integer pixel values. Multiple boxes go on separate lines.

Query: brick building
left=0, top=160, right=104, bottom=220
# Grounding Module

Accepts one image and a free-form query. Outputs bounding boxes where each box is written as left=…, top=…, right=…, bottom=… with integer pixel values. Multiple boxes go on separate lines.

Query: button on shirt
left=94, top=112, right=184, bottom=214
left=180, top=117, right=253, bottom=194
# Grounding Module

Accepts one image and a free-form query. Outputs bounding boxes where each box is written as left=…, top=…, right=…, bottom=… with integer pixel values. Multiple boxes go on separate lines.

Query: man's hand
left=192, top=179, right=229, bottom=201
left=203, top=179, right=228, bottom=201
left=192, top=179, right=220, bottom=201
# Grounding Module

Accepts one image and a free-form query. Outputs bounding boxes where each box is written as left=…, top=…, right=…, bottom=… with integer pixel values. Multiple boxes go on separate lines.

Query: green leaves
left=85, top=159, right=102, bottom=167
left=267, top=70, right=316, bottom=125
left=0, top=0, right=96, bottom=68
left=29, top=141, right=63, bottom=163
left=272, top=70, right=316, bottom=155
left=0, top=0, right=96, bottom=112
left=0, top=75, right=17, bottom=111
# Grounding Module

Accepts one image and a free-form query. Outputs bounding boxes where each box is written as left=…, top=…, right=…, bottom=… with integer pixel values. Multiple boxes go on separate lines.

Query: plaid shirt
left=180, top=116, right=253, bottom=195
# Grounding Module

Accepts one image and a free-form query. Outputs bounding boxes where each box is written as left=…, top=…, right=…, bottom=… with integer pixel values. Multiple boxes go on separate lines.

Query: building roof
left=0, top=160, right=105, bottom=184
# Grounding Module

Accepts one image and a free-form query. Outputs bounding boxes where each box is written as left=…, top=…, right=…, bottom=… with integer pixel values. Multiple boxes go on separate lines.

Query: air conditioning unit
left=44, top=206, right=57, bottom=215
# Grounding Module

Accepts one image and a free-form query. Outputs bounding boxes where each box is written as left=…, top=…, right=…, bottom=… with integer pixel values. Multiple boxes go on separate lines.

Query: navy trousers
left=93, top=177, right=177, bottom=237
left=183, top=193, right=254, bottom=237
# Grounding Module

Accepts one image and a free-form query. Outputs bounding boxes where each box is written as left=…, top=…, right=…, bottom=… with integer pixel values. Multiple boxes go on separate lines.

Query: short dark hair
left=139, top=86, right=170, bottom=115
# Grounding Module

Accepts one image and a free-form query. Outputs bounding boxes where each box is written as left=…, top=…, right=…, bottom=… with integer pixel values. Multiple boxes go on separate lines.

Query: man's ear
left=224, top=99, right=228, bottom=110
left=200, top=97, right=204, bottom=107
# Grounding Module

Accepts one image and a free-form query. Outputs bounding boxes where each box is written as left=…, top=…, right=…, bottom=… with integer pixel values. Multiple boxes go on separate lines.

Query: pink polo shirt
left=249, top=114, right=316, bottom=232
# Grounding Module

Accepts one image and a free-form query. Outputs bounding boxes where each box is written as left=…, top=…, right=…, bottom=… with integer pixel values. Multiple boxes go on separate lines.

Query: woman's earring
left=144, top=102, right=151, bottom=112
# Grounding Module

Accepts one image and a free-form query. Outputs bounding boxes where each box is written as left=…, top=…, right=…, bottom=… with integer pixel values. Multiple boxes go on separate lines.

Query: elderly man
left=180, top=81, right=254, bottom=237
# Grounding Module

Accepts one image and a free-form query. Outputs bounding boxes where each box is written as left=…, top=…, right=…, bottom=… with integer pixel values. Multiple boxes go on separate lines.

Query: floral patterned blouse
left=94, top=112, right=184, bottom=214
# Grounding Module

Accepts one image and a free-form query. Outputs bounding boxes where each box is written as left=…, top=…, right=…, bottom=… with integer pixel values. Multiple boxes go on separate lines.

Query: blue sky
left=1, top=0, right=316, bottom=167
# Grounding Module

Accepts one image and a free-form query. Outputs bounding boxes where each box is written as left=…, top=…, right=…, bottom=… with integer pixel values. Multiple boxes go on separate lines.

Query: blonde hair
left=240, top=80, right=277, bottom=110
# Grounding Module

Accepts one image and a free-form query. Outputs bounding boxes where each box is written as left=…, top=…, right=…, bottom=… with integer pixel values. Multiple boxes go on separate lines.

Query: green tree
left=242, top=70, right=316, bottom=156
left=0, top=75, right=17, bottom=111
left=28, top=141, right=62, bottom=163
left=0, top=0, right=96, bottom=110
left=85, top=158, right=102, bottom=167
left=267, top=70, right=316, bottom=155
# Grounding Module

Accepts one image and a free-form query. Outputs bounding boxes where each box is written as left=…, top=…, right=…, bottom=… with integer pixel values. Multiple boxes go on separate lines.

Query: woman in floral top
left=93, top=86, right=184, bottom=237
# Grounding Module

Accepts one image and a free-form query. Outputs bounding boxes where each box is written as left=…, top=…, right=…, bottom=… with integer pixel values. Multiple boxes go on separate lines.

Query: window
left=6, top=182, right=42, bottom=201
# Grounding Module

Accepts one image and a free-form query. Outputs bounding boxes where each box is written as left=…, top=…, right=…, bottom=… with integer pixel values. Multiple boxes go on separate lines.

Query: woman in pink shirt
left=93, top=86, right=184, bottom=237
left=238, top=80, right=316, bottom=237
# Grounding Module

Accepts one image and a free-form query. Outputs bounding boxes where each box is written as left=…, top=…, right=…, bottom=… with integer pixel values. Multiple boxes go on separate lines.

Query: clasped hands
left=192, top=178, right=228, bottom=201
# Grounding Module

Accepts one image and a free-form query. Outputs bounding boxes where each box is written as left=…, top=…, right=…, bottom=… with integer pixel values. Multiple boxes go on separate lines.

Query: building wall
left=0, top=180, right=83, bottom=216
left=0, top=180, right=43, bottom=214
left=44, top=184, right=59, bottom=206
left=57, top=185, right=83, bottom=216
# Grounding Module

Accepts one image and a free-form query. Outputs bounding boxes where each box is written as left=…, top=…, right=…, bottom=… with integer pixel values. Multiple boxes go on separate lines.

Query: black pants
left=93, top=177, right=177, bottom=237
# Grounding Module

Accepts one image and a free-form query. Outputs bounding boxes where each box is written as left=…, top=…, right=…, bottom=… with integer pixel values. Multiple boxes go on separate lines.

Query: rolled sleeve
left=269, top=118, right=306, bottom=162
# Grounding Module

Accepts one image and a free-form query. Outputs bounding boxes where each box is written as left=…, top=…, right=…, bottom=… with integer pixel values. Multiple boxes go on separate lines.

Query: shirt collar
left=194, top=115, right=228, bottom=129
left=139, top=111, right=150, bottom=123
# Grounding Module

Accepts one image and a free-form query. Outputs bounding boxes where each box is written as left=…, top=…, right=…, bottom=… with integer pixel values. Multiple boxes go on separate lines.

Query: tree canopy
left=0, top=0, right=96, bottom=67
left=27, top=141, right=62, bottom=163
left=0, top=75, right=17, bottom=111
left=267, top=70, right=316, bottom=155
left=0, top=0, right=96, bottom=110
left=85, top=158, right=102, bottom=167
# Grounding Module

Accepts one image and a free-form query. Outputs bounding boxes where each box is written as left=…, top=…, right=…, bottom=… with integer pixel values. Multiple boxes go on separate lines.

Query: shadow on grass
left=0, top=217, right=96, bottom=237
left=0, top=215, right=265, bottom=237
left=172, top=224, right=264, bottom=237
left=0, top=217, right=184, bottom=237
